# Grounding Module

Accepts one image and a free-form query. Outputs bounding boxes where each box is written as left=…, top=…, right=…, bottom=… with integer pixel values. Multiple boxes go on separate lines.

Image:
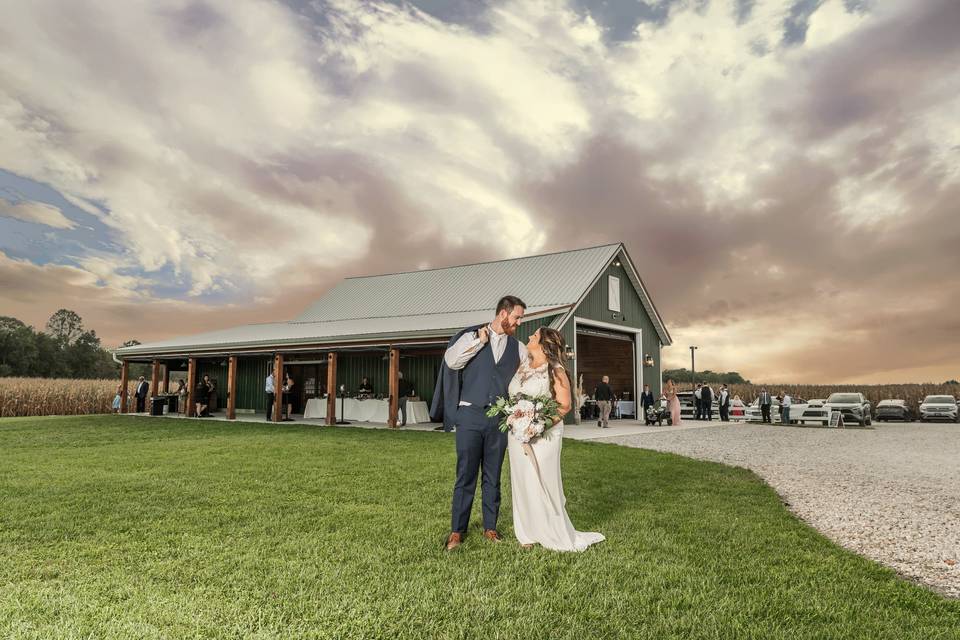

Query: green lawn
left=1, top=416, right=957, bottom=639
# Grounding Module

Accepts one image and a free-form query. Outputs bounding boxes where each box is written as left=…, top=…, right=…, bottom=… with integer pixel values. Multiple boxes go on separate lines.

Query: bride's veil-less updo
left=536, top=327, right=568, bottom=401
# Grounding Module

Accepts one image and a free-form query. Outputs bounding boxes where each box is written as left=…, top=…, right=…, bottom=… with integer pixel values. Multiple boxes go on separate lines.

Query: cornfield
left=721, top=383, right=959, bottom=408
left=0, top=377, right=135, bottom=418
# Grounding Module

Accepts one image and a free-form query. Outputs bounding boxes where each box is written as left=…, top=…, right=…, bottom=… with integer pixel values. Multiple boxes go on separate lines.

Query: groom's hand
left=477, top=326, right=490, bottom=344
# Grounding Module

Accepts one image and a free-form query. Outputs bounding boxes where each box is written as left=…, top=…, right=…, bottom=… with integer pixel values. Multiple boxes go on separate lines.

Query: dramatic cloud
left=0, top=199, right=76, bottom=229
left=1, top=0, right=957, bottom=383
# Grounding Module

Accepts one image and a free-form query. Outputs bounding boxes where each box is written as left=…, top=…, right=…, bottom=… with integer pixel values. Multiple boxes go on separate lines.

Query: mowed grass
left=1, top=417, right=957, bottom=640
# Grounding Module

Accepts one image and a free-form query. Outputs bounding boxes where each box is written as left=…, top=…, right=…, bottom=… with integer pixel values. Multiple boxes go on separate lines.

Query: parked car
left=918, top=395, right=959, bottom=423
left=875, top=399, right=915, bottom=422
left=824, top=392, right=872, bottom=426
left=745, top=397, right=809, bottom=424
left=797, top=398, right=828, bottom=424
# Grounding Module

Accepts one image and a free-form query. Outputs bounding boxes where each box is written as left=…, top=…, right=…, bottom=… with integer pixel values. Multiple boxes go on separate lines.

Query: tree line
left=663, top=368, right=750, bottom=385
left=0, top=309, right=145, bottom=379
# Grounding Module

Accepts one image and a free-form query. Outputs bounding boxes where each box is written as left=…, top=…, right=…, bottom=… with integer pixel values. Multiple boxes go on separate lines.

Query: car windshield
left=827, top=393, right=861, bottom=403
left=924, top=395, right=956, bottom=404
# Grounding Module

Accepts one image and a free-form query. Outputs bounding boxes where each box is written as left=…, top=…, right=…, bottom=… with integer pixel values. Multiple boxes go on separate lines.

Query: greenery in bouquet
left=486, top=393, right=562, bottom=443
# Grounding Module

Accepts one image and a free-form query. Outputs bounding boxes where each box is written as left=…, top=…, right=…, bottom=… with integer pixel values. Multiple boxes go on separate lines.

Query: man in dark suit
left=758, top=388, right=772, bottom=423
left=640, top=384, right=656, bottom=424
left=701, top=383, right=714, bottom=421
left=718, top=384, right=731, bottom=422
left=431, top=296, right=527, bottom=551
left=694, top=383, right=703, bottom=420
left=134, top=376, right=149, bottom=413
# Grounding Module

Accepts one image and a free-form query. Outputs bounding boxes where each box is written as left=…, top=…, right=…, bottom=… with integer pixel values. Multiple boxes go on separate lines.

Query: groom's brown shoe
left=445, top=532, right=463, bottom=551
left=483, top=529, right=504, bottom=542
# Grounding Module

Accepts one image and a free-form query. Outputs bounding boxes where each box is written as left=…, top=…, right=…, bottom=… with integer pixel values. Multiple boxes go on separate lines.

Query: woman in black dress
left=195, top=379, right=210, bottom=417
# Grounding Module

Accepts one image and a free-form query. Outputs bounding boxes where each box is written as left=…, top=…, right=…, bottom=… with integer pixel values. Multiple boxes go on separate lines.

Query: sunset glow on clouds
left=1, top=0, right=958, bottom=383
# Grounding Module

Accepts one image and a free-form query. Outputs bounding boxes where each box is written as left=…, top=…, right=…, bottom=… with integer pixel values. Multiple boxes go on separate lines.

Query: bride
left=507, top=327, right=605, bottom=551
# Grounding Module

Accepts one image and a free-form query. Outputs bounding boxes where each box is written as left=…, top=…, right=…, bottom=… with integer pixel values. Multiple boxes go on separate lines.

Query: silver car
left=918, top=395, right=959, bottom=423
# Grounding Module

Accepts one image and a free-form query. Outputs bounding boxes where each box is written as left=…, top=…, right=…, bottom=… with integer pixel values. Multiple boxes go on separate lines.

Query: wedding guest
left=175, top=378, right=187, bottom=415
left=593, top=375, right=614, bottom=428
left=701, top=383, right=714, bottom=421
left=718, top=384, right=731, bottom=422
left=758, top=387, right=772, bottom=423
left=206, top=375, right=218, bottom=413
left=694, top=383, right=703, bottom=420
left=112, top=384, right=122, bottom=413
left=665, top=379, right=682, bottom=426
left=781, top=390, right=792, bottom=424
left=358, top=377, right=373, bottom=397
left=396, top=372, right=416, bottom=426
left=201, top=375, right=214, bottom=416
left=640, top=383, right=655, bottom=416
left=194, top=379, right=209, bottom=418
left=134, top=376, right=149, bottom=413
left=284, top=373, right=296, bottom=419
left=265, top=371, right=275, bottom=421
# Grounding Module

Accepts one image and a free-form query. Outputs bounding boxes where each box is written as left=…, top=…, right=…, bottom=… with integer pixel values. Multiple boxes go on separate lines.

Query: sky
left=1, top=0, right=958, bottom=384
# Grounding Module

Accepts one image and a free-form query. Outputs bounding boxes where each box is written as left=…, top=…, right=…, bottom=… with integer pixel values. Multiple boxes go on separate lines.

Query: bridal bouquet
left=486, top=393, right=562, bottom=443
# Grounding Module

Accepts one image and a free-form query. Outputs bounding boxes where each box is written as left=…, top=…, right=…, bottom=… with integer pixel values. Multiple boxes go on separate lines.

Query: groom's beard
left=501, top=321, right=518, bottom=336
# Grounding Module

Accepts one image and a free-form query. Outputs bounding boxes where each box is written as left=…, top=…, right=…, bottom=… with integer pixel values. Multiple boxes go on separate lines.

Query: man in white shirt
left=441, top=296, right=527, bottom=551
left=718, top=384, right=731, bottom=422
left=265, top=372, right=275, bottom=422
left=781, top=391, right=792, bottom=424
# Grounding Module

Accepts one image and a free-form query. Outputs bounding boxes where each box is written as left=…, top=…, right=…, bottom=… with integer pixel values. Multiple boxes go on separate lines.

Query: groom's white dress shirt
left=444, top=324, right=529, bottom=406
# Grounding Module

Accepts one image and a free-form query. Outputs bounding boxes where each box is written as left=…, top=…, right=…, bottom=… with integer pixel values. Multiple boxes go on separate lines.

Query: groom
left=431, top=295, right=528, bottom=551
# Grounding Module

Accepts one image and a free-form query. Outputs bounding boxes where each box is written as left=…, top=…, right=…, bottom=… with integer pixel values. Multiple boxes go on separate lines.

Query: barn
left=114, top=243, right=672, bottom=425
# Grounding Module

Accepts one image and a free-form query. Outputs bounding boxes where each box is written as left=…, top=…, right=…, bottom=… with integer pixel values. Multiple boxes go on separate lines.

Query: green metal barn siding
left=236, top=356, right=273, bottom=411
left=568, top=251, right=662, bottom=396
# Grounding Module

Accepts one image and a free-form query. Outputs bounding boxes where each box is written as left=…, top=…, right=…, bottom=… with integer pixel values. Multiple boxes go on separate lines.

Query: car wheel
left=822, top=421, right=828, bottom=426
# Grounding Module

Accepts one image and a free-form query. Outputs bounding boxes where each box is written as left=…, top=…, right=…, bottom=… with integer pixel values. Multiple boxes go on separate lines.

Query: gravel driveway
left=607, top=422, right=960, bottom=598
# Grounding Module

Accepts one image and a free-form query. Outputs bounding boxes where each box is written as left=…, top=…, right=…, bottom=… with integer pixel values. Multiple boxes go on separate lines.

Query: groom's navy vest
left=460, top=336, right=521, bottom=409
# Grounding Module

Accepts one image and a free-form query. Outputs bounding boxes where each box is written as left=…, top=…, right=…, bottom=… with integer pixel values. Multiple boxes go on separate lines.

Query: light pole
left=689, top=345, right=698, bottom=392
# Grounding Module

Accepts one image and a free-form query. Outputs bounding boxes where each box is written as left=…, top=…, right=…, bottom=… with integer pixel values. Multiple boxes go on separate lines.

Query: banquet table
left=302, top=397, right=432, bottom=424
left=615, top=400, right=637, bottom=418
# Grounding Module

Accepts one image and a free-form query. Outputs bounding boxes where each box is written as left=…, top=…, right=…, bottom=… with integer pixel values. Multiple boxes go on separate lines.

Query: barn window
left=608, top=275, right=621, bottom=312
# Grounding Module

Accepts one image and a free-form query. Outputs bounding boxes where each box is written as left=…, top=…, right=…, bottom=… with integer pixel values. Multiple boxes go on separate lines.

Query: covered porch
left=116, top=339, right=447, bottom=428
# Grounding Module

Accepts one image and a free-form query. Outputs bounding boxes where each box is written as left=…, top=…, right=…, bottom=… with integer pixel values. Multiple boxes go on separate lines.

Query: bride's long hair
left=536, top=327, right=568, bottom=401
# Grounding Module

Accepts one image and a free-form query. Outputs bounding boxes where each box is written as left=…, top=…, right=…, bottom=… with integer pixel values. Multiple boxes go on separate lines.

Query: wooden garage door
left=576, top=330, right=635, bottom=400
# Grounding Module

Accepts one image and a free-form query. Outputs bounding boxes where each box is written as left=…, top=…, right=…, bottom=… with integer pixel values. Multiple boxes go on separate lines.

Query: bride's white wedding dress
left=507, top=359, right=605, bottom=551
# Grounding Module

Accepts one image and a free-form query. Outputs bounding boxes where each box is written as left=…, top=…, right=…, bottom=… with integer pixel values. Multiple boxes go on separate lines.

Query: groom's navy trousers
left=451, top=404, right=508, bottom=533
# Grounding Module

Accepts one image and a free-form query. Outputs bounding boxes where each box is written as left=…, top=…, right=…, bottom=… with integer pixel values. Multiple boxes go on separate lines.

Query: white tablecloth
left=616, top=401, right=636, bottom=418
left=302, top=397, right=432, bottom=424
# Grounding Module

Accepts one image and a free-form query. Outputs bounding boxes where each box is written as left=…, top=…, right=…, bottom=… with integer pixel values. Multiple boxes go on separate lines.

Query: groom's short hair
left=496, top=295, right=526, bottom=314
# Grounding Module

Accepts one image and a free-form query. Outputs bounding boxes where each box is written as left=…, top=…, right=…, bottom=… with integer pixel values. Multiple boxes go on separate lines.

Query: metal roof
left=115, top=243, right=671, bottom=358
left=295, top=244, right=620, bottom=322
left=113, top=306, right=564, bottom=357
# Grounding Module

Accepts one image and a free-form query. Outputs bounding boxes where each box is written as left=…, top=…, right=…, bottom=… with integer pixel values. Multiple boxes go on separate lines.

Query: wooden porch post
left=273, top=353, right=284, bottom=423
left=162, top=364, right=170, bottom=394
left=388, top=347, right=400, bottom=428
left=326, top=352, right=337, bottom=426
left=119, top=360, right=129, bottom=414
left=150, top=360, right=160, bottom=403
left=226, top=356, right=238, bottom=420
left=186, top=358, right=197, bottom=417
